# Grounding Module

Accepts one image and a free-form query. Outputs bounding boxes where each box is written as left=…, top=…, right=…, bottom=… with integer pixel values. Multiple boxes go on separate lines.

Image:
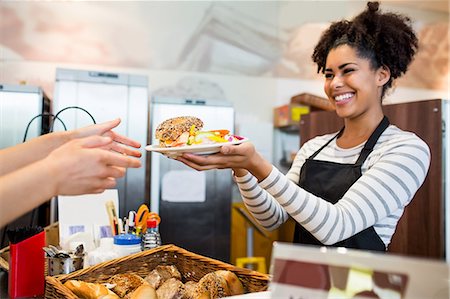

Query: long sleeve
left=235, top=171, right=289, bottom=230
left=235, top=126, right=430, bottom=246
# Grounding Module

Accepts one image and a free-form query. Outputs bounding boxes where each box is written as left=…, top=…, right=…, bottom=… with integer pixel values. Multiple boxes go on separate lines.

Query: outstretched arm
left=234, top=136, right=430, bottom=244
left=0, top=135, right=141, bottom=228
left=72, top=118, right=142, bottom=157
left=0, top=118, right=141, bottom=176
left=0, top=131, right=70, bottom=176
left=177, top=135, right=430, bottom=245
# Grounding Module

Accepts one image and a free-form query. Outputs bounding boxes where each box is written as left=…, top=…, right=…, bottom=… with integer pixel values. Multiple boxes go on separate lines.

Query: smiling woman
left=176, top=1, right=431, bottom=253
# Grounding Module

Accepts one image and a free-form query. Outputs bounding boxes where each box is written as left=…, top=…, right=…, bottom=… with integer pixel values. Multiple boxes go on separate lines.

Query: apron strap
left=308, top=128, right=343, bottom=159
left=355, top=116, right=390, bottom=165
left=308, top=116, right=390, bottom=163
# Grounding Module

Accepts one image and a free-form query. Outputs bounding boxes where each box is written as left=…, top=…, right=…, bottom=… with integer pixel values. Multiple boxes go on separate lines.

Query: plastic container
left=87, top=238, right=118, bottom=266
left=61, top=232, right=95, bottom=252
left=141, top=219, right=161, bottom=251
left=112, top=234, right=141, bottom=257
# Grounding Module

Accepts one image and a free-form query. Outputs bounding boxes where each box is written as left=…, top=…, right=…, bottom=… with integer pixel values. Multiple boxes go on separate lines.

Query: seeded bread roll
left=214, top=270, right=245, bottom=295
left=108, top=273, right=146, bottom=297
left=182, top=281, right=198, bottom=299
left=194, top=272, right=231, bottom=298
left=155, top=116, right=203, bottom=147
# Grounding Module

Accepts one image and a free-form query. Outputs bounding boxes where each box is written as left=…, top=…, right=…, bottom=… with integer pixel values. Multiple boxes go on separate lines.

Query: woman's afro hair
left=311, top=2, right=418, bottom=95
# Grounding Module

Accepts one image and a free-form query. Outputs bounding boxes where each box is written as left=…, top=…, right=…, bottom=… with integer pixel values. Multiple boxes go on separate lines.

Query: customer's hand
left=72, top=118, right=142, bottom=158
left=44, top=135, right=141, bottom=195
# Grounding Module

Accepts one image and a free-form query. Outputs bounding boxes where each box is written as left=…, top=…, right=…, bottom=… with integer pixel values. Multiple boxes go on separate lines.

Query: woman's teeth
left=335, top=93, right=353, bottom=102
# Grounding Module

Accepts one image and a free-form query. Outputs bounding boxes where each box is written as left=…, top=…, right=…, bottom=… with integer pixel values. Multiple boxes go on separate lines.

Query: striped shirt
left=236, top=125, right=430, bottom=248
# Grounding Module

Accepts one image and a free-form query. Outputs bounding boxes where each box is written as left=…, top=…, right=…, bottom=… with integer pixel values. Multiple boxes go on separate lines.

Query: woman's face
left=323, top=45, right=388, bottom=120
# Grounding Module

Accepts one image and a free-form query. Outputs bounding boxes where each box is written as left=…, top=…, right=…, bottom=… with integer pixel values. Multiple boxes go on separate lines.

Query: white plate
left=145, top=137, right=249, bottom=158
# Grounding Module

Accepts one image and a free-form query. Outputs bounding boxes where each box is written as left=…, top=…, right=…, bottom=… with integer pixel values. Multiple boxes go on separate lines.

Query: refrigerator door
left=0, top=84, right=46, bottom=148
left=0, top=84, right=50, bottom=248
left=53, top=69, right=149, bottom=217
left=150, top=97, right=234, bottom=262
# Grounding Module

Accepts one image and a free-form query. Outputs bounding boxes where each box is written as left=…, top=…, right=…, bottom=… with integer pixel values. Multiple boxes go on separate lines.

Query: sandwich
left=155, top=116, right=243, bottom=148
left=155, top=116, right=204, bottom=148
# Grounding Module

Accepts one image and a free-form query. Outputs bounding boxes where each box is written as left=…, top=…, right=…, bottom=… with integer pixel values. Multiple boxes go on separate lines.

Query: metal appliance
left=150, top=97, right=234, bottom=262
left=52, top=68, right=149, bottom=218
left=0, top=84, right=51, bottom=247
left=0, top=84, right=50, bottom=147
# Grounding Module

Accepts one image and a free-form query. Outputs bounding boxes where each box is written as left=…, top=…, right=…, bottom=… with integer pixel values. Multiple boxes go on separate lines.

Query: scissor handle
left=134, top=204, right=161, bottom=234
left=136, top=204, right=149, bottom=216
left=135, top=205, right=149, bottom=229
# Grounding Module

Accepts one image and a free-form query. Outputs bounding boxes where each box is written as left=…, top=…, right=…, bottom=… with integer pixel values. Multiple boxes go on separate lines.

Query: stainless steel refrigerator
left=150, top=97, right=234, bottom=262
left=0, top=84, right=51, bottom=247
left=53, top=68, right=149, bottom=218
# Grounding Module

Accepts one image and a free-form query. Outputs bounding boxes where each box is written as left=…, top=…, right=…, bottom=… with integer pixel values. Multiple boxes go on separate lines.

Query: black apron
left=294, top=116, right=389, bottom=251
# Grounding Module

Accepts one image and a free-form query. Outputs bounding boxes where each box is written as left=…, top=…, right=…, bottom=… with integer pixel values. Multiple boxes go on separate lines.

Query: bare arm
left=0, top=131, right=70, bottom=176
left=0, top=118, right=141, bottom=176
left=0, top=135, right=141, bottom=228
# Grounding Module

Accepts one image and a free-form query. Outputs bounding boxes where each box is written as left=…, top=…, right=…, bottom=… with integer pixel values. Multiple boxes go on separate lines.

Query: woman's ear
left=377, top=65, right=391, bottom=86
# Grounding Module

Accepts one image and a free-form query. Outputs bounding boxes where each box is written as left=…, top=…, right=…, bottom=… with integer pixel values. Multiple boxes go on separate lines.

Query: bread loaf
left=124, top=284, right=157, bottom=299
left=156, top=277, right=185, bottom=299
left=108, top=273, right=146, bottom=297
left=63, top=280, right=120, bottom=299
left=144, top=265, right=182, bottom=289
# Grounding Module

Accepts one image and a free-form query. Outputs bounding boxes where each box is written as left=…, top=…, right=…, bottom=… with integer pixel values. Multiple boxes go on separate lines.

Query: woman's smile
left=334, top=92, right=355, bottom=105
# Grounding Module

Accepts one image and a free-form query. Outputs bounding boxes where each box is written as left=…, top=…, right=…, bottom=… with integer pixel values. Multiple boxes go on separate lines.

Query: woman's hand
left=44, top=135, right=142, bottom=195
left=176, top=142, right=272, bottom=181
left=72, top=118, right=142, bottom=158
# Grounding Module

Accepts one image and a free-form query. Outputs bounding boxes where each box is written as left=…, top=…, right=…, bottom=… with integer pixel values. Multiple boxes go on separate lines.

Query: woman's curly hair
left=311, top=2, right=418, bottom=98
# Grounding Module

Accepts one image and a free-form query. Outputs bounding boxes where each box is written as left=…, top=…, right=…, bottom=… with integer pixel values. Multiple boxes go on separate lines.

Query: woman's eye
left=343, top=68, right=354, bottom=74
left=324, top=73, right=334, bottom=79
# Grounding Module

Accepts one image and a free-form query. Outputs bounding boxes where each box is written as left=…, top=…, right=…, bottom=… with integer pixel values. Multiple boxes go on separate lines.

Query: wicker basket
left=0, top=246, right=9, bottom=271
left=45, top=244, right=270, bottom=298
